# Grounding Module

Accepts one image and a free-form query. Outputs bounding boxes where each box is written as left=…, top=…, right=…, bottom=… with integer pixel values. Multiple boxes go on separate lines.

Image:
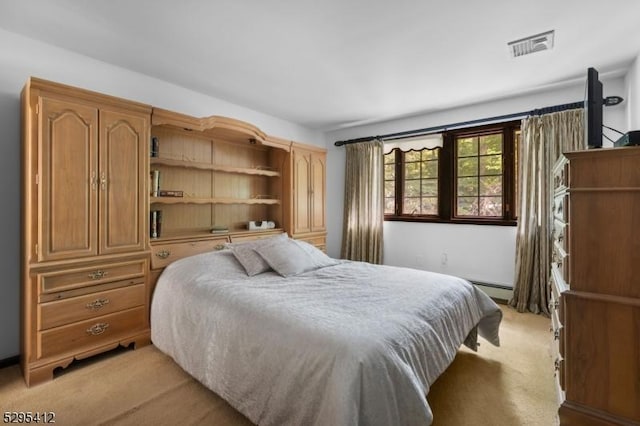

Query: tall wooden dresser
left=552, top=146, right=640, bottom=424
left=21, top=78, right=152, bottom=386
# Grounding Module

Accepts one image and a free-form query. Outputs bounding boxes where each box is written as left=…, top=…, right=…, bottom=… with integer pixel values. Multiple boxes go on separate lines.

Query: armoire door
left=38, top=96, right=99, bottom=262
left=99, top=108, right=148, bottom=254
left=292, top=149, right=311, bottom=234
left=310, top=153, right=326, bottom=232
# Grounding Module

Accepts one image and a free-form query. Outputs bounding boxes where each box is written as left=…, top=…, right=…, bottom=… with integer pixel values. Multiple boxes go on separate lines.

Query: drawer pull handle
left=214, top=244, right=225, bottom=250
left=86, top=323, right=109, bottom=336
left=88, top=270, right=108, bottom=280
left=86, top=298, right=110, bottom=310
left=156, top=249, right=171, bottom=259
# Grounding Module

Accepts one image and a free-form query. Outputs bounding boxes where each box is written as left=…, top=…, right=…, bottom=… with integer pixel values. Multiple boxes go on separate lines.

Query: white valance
left=383, top=134, right=443, bottom=154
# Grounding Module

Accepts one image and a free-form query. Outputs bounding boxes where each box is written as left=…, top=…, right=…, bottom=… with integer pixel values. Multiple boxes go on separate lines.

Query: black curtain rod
left=333, top=100, right=585, bottom=147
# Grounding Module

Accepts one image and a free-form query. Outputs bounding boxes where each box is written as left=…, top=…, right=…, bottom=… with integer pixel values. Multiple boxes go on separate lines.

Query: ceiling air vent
left=508, top=30, right=554, bottom=57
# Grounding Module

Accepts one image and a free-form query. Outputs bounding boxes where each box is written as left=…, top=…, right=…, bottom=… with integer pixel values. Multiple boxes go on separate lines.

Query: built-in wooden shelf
left=150, top=157, right=280, bottom=177
left=149, top=228, right=284, bottom=244
left=150, top=196, right=280, bottom=205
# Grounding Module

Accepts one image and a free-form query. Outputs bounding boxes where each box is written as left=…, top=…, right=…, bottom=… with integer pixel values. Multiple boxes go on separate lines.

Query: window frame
left=384, top=120, right=519, bottom=226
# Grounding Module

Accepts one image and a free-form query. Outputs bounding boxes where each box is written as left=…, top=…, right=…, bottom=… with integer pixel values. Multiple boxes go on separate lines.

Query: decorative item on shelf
left=210, top=225, right=229, bottom=234
left=248, top=221, right=275, bottom=230
left=150, top=170, right=160, bottom=197
left=158, top=190, right=184, bottom=197
left=150, top=210, right=162, bottom=238
left=151, top=137, right=159, bottom=157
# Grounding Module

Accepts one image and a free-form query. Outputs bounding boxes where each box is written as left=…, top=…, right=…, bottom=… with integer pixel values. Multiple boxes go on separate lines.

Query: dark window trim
left=384, top=120, right=520, bottom=226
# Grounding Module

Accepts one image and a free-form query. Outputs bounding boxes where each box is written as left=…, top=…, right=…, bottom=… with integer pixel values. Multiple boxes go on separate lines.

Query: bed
left=150, top=236, right=502, bottom=426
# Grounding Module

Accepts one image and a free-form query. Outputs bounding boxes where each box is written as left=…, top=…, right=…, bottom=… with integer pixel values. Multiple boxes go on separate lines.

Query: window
left=455, top=132, right=503, bottom=217
left=385, top=149, right=438, bottom=215
left=384, top=121, right=520, bottom=225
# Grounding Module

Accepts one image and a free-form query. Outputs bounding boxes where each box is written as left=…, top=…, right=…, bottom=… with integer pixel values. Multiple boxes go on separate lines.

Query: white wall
left=0, top=28, right=325, bottom=360
left=326, top=76, right=628, bottom=287
left=625, top=53, right=640, bottom=130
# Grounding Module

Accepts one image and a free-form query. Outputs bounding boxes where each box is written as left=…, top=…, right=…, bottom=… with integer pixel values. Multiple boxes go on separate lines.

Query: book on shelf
left=150, top=137, right=159, bottom=157
left=150, top=170, right=160, bottom=196
left=150, top=210, right=162, bottom=239
left=158, top=190, right=183, bottom=197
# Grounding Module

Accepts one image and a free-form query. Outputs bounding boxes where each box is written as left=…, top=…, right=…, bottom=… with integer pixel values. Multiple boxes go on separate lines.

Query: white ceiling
left=1, top=0, right=639, bottom=130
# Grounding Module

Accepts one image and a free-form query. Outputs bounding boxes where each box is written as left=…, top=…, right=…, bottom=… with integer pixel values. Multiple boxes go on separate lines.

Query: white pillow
left=253, top=237, right=319, bottom=277
left=255, top=238, right=338, bottom=277
left=227, top=233, right=287, bottom=276
left=292, top=239, right=339, bottom=269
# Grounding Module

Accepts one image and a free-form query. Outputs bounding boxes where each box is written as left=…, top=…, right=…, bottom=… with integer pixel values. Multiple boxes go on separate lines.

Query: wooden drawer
left=39, top=283, right=145, bottom=331
left=552, top=241, right=569, bottom=285
left=553, top=155, right=569, bottom=191
left=553, top=193, right=569, bottom=222
left=552, top=218, right=568, bottom=252
left=551, top=307, right=564, bottom=356
left=37, top=306, right=146, bottom=359
left=294, top=235, right=327, bottom=252
left=229, top=231, right=285, bottom=243
left=38, top=259, right=147, bottom=294
left=151, top=237, right=229, bottom=269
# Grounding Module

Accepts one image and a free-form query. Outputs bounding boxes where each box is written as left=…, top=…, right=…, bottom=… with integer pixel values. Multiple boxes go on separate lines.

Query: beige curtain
left=341, top=140, right=385, bottom=263
left=510, top=109, right=584, bottom=314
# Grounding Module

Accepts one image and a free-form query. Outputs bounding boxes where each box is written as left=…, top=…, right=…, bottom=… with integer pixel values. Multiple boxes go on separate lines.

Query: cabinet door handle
left=100, top=171, right=107, bottom=190
left=156, top=249, right=171, bottom=259
left=90, top=171, right=97, bottom=190
left=86, top=323, right=109, bottom=336
left=86, top=298, right=110, bottom=310
left=214, top=244, right=225, bottom=250
left=88, top=270, right=108, bottom=280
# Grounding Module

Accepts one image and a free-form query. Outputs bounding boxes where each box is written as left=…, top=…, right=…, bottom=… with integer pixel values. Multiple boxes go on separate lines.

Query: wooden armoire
left=21, top=78, right=327, bottom=386
left=551, top=146, right=640, bottom=425
left=21, top=78, right=152, bottom=386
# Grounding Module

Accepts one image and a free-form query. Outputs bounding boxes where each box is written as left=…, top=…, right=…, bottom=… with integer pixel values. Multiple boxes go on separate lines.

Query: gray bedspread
left=151, top=250, right=502, bottom=426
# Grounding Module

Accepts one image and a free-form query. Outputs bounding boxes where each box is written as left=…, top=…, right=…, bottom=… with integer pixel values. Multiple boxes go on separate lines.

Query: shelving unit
left=150, top=157, right=280, bottom=176
left=149, top=110, right=289, bottom=239
left=150, top=196, right=281, bottom=205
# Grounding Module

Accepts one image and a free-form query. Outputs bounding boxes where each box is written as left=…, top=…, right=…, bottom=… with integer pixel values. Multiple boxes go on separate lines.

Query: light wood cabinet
left=38, top=96, right=98, bottom=261
left=288, top=146, right=327, bottom=248
left=35, top=91, right=148, bottom=261
left=20, top=78, right=328, bottom=386
left=99, top=108, right=148, bottom=254
left=554, top=147, right=640, bottom=425
left=21, top=78, right=152, bottom=386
